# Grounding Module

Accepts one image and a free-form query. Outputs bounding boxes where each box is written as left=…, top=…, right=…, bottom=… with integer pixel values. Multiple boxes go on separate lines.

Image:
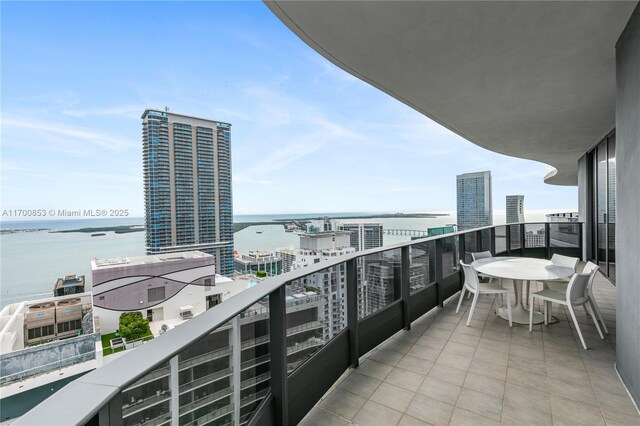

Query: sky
left=1, top=1, right=577, bottom=217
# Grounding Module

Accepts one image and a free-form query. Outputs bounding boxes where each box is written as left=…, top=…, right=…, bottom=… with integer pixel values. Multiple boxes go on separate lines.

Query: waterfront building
left=142, top=109, right=234, bottom=277
left=292, top=231, right=356, bottom=338
left=275, top=247, right=296, bottom=273
left=456, top=171, right=493, bottom=231
left=506, top=195, right=525, bottom=224
left=337, top=222, right=383, bottom=251
left=234, top=251, right=283, bottom=277
left=53, top=274, right=86, bottom=297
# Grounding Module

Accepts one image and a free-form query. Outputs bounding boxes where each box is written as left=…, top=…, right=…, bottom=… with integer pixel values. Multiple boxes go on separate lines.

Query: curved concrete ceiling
left=266, top=1, right=637, bottom=185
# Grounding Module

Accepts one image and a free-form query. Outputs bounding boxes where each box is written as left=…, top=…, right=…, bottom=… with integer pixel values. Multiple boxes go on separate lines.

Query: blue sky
left=1, top=1, right=577, bottom=217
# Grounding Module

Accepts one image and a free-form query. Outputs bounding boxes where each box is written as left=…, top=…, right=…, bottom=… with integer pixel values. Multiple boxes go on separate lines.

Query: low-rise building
left=234, top=251, right=283, bottom=277
left=53, top=274, right=86, bottom=297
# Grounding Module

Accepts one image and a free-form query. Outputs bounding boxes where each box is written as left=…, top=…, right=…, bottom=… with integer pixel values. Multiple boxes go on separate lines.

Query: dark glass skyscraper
left=142, top=109, right=234, bottom=277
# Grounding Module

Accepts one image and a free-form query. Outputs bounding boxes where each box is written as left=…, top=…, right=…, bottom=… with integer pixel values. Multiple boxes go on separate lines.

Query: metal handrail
left=14, top=221, right=583, bottom=425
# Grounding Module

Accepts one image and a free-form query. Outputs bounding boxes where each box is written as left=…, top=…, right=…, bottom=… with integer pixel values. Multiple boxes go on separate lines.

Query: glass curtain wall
left=591, top=131, right=616, bottom=282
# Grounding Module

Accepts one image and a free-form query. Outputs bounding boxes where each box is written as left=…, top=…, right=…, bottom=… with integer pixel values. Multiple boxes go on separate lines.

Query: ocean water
left=0, top=210, right=569, bottom=308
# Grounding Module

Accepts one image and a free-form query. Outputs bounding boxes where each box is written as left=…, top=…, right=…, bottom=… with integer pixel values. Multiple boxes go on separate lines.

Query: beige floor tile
left=370, top=382, right=416, bottom=413
left=549, top=395, right=606, bottom=426
left=506, top=365, right=548, bottom=390
left=463, top=371, right=505, bottom=399
left=397, top=414, right=431, bottom=425
left=449, top=407, right=500, bottom=426
left=418, top=376, right=462, bottom=405
left=455, top=388, right=503, bottom=421
left=405, top=393, right=454, bottom=426
left=468, top=359, right=507, bottom=381
left=385, top=366, right=426, bottom=392
left=547, top=376, right=599, bottom=407
left=357, top=359, right=394, bottom=381
left=352, top=400, right=403, bottom=426
left=299, top=407, right=351, bottom=426
left=448, top=332, right=481, bottom=347
left=501, top=383, right=551, bottom=426
left=319, top=388, right=367, bottom=420
left=339, top=371, right=382, bottom=398
left=407, top=343, right=442, bottom=362
left=428, top=364, right=468, bottom=387
left=369, top=348, right=405, bottom=366
left=396, top=354, right=434, bottom=375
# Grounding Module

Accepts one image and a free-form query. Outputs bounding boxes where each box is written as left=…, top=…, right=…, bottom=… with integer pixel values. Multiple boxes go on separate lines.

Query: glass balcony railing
left=14, top=222, right=583, bottom=426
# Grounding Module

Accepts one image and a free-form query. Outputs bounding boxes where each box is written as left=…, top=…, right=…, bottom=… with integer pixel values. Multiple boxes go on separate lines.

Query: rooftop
left=91, top=250, right=212, bottom=269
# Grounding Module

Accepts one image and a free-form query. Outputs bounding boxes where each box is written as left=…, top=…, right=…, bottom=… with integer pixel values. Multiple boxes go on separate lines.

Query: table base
left=499, top=305, right=544, bottom=325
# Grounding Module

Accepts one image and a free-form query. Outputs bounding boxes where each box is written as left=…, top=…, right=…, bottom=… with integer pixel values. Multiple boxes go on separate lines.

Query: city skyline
left=0, top=2, right=579, bottom=217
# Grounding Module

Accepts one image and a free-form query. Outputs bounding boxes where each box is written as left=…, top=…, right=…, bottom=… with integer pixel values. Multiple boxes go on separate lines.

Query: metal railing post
left=458, top=234, right=466, bottom=268
left=506, top=225, right=512, bottom=255
left=269, top=286, right=289, bottom=426
left=232, top=315, right=241, bottom=426
left=545, top=222, right=551, bottom=259
left=435, top=239, right=444, bottom=307
left=579, top=223, right=584, bottom=261
left=346, top=259, right=359, bottom=367
left=490, top=227, right=496, bottom=255
left=170, top=355, right=180, bottom=425
left=520, top=223, right=526, bottom=254
left=401, top=246, right=411, bottom=330
left=475, top=230, right=482, bottom=253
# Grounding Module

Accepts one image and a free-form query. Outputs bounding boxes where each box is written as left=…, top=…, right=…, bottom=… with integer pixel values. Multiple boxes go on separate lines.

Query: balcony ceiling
left=266, top=1, right=637, bottom=185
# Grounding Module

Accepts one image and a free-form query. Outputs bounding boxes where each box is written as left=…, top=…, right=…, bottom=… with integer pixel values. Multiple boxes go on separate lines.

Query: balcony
left=302, top=271, right=638, bottom=425
left=13, top=223, right=639, bottom=426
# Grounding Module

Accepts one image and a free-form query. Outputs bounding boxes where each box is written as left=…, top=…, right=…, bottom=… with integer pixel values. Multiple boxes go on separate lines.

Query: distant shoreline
left=51, top=226, right=145, bottom=234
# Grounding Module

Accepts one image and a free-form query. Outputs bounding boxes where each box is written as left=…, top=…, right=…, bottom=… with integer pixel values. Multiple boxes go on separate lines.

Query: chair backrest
left=581, top=261, right=599, bottom=294
left=471, top=251, right=492, bottom=261
left=566, top=272, right=591, bottom=304
left=460, top=261, right=480, bottom=291
left=551, top=254, right=579, bottom=271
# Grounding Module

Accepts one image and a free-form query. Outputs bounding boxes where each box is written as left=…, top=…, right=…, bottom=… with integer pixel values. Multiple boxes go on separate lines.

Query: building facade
left=292, top=232, right=356, bottom=339
left=337, top=222, right=384, bottom=251
left=456, top=171, right=493, bottom=231
left=506, top=195, right=525, bottom=224
left=234, top=251, right=283, bottom=277
left=142, top=109, right=234, bottom=277
left=275, top=247, right=296, bottom=273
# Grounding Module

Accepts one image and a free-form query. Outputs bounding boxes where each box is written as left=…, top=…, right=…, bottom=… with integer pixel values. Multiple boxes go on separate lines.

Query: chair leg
left=591, top=298, right=609, bottom=334
left=456, top=287, right=466, bottom=313
left=568, top=304, right=588, bottom=350
left=506, top=294, right=512, bottom=327
left=529, top=295, right=535, bottom=332
left=587, top=300, right=605, bottom=339
left=466, top=292, right=479, bottom=326
left=524, top=281, right=530, bottom=308
left=467, top=290, right=471, bottom=300
left=544, top=301, right=548, bottom=326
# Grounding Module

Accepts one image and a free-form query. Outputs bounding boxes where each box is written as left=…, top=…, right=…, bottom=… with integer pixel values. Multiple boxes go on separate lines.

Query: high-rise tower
left=456, top=171, right=493, bottom=231
left=506, top=195, right=525, bottom=224
left=142, top=109, right=234, bottom=277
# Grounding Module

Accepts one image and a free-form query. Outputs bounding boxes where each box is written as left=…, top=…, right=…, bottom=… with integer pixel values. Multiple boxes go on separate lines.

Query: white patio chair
left=525, top=253, right=579, bottom=306
left=457, top=261, right=512, bottom=327
left=580, top=261, right=609, bottom=334
left=468, top=251, right=496, bottom=298
left=528, top=266, right=604, bottom=350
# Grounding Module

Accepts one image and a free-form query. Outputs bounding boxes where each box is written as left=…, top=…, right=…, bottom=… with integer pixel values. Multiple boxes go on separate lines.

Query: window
left=148, top=287, right=166, bottom=302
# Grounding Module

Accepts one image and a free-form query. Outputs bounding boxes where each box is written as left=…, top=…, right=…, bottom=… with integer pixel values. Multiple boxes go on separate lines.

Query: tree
left=118, top=312, right=152, bottom=341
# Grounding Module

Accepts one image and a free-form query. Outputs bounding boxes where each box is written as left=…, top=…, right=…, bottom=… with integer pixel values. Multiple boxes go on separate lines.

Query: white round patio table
left=471, top=257, right=574, bottom=325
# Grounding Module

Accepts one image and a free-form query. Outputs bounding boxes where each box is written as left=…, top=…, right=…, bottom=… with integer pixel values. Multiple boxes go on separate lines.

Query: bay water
left=0, top=210, right=568, bottom=308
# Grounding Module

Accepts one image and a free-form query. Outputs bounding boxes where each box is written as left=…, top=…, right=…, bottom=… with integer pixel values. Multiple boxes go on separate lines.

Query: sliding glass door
left=591, top=132, right=616, bottom=282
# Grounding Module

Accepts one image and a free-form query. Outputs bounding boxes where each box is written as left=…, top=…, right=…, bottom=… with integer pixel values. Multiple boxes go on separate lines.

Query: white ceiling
left=267, top=1, right=637, bottom=185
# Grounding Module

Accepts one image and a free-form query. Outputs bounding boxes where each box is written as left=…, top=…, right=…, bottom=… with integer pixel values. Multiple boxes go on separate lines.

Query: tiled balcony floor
left=301, top=273, right=640, bottom=425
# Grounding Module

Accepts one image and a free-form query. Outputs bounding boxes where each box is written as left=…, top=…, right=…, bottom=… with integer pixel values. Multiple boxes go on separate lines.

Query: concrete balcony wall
left=615, top=2, right=640, bottom=408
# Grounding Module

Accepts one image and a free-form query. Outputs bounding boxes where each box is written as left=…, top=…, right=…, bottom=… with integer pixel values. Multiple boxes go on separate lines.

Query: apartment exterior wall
left=615, top=2, right=640, bottom=407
